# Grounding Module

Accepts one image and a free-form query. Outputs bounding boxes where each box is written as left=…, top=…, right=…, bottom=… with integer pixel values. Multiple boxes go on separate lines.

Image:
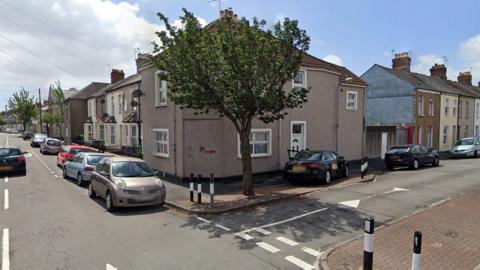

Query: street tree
left=50, top=81, right=65, bottom=137
left=152, top=9, right=310, bottom=196
left=8, top=88, right=37, bottom=132
left=43, top=113, right=63, bottom=137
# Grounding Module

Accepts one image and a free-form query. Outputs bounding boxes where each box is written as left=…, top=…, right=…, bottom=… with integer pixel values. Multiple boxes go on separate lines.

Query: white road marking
left=301, top=247, right=321, bottom=257
left=253, top=228, right=271, bottom=235
left=285, top=255, right=314, bottom=270
left=3, top=190, right=8, bottom=210
left=195, top=217, right=211, bottom=224
left=339, top=199, right=360, bottom=208
left=384, top=187, right=410, bottom=194
left=4, top=177, right=7, bottom=183
left=276, top=236, right=299, bottom=246
left=54, top=175, right=59, bottom=178
left=256, top=242, right=280, bottom=253
left=106, top=263, right=117, bottom=270
left=2, top=228, right=9, bottom=270
left=214, top=224, right=231, bottom=231
left=235, top=232, right=255, bottom=241
left=253, top=208, right=328, bottom=230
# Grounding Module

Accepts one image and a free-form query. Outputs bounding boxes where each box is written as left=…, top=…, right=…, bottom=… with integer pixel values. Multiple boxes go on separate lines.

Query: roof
left=122, top=111, right=139, bottom=123
left=63, top=89, right=77, bottom=99
left=67, top=82, right=109, bottom=100
left=91, top=74, right=141, bottom=98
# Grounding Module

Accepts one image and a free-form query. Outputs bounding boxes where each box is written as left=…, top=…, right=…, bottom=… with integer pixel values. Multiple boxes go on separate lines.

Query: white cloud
left=323, top=54, right=344, bottom=66
left=412, top=54, right=444, bottom=74
left=459, top=34, right=480, bottom=84
left=0, top=0, right=206, bottom=107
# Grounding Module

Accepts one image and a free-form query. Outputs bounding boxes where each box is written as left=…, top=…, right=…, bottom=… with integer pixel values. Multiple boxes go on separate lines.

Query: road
left=1, top=133, right=480, bottom=270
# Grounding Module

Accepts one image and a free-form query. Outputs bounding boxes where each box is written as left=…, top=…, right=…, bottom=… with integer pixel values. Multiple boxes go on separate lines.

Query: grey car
left=30, top=133, right=47, bottom=147
left=450, top=137, right=480, bottom=158
left=40, top=138, right=62, bottom=155
left=88, top=156, right=166, bottom=212
left=63, top=152, right=114, bottom=186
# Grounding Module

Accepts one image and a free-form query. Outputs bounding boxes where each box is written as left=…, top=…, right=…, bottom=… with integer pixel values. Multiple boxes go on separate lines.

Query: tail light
left=18, top=155, right=26, bottom=163
left=305, top=162, right=320, bottom=170
left=84, top=166, right=94, bottom=171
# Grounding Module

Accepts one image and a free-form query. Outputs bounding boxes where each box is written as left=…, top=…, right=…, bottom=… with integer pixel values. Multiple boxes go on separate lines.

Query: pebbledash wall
left=138, top=57, right=367, bottom=180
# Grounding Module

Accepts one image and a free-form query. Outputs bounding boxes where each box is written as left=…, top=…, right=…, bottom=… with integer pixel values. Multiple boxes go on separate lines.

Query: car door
left=91, top=160, right=104, bottom=194
left=97, top=159, right=112, bottom=198
left=66, top=155, right=78, bottom=177
left=420, top=145, right=433, bottom=164
left=323, top=151, right=339, bottom=176
left=71, top=154, right=84, bottom=178
left=476, top=138, right=480, bottom=151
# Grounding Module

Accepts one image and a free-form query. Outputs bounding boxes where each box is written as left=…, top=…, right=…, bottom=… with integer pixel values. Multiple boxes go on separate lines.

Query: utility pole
left=38, top=88, right=43, bottom=133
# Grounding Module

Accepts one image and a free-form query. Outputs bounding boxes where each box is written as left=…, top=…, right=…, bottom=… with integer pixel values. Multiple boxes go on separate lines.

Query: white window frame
left=292, top=70, right=306, bottom=88
left=87, top=125, right=93, bottom=141
left=443, top=126, right=448, bottom=144
left=237, top=128, right=272, bottom=158
left=118, top=94, right=122, bottom=114
left=110, top=96, right=115, bottom=115
left=153, top=128, right=169, bottom=158
left=453, top=99, right=457, bottom=116
left=428, top=97, right=434, bottom=116
left=418, top=95, right=424, bottom=116
left=426, top=126, right=432, bottom=147
left=346, top=91, right=358, bottom=111
left=99, top=125, right=105, bottom=140
left=444, top=98, right=449, bottom=116
left=123, top=93, right=127, bottom=112
left=155, top=70, right=167, bottom=107
left=110, top=125, right=116, bottom=145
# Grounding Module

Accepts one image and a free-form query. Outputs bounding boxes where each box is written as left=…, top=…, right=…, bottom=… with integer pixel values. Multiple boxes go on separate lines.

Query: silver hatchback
left=40, top=138, right=62, bottom=155
left=450, top=137, right=480, bottom=158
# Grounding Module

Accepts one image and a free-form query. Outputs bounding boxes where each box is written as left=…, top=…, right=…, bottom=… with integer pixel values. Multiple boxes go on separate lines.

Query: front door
left=381, top=132, right=388, bottom=159
left=291, top=122, right=306, bottom=151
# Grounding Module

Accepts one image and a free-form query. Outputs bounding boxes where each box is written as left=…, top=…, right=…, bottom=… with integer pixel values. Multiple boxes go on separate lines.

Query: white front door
left=381, top=132, right=388, bottom=159
left=291, top=121, right=306, bottom=151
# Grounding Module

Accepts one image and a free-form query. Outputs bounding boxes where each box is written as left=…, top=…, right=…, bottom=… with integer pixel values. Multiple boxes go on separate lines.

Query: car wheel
left=386, top=165, right=394, bottom=171
left=433, top=157, right=440, bottom=167
left=474, top=151, right=478, bottom=158
left=105, top=191, right=115, bottom=212
left=77, top=173, right=84, bottom=186
left=342, top=166, right=349, bottom=178
left=63, top=167, right=68, bottom=179
left=411, top=159, right=419, bottom=170
left=324, top=170, right=331, bottom=185
left=88, top=183, right=96, bottom=198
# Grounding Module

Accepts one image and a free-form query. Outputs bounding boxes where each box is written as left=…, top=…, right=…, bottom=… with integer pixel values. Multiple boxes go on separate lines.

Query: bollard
left=412, top=231, right=422, bottom=270
left=363, top=217, right=375, bottom=270
left=197, top=174, right=202, bottom=204
left=209, top=173, right=214, bottom=208
left=189, top=173, right=194, bottom=202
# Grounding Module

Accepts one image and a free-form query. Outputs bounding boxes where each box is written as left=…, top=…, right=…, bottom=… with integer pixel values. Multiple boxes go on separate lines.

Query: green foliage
left=152, top=10, right=310, bottom=196
left=7, top=88, right=38, bottom=130
left=0, top=117, right=5, bottom=126
left=50, top=81, right=65, bottom=120
left=43, top=113, right=62, bottom=124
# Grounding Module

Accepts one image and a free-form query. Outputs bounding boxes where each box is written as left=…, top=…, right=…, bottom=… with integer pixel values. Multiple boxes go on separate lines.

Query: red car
left=57, top=145, right=99, bottom=167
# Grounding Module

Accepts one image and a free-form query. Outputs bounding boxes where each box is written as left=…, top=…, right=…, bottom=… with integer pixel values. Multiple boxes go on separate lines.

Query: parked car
left=450, top=137, right=480, bottom=158
left=40, top=138, right=62, bottom=155
left=56, top=144, right=98, bottom=167
left=4, top=128, right=19, bottom=134
left=63, top=152, right=113, bottom=186
left=22, top=131, right=34, bottom=140
left=88, top=156, right=166, bottom=212
left=0, top=146, right=27, bottom=175
left=284, top=150, right=349, bottom=184
left=30, top=133, right=47, bottom=147
left=385, top=144, right=439, bottom=170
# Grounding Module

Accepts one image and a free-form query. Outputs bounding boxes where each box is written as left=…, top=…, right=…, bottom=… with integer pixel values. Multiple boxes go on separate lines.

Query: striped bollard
left=189, top=173, right=194, bottom=202
left=209, top=173, right=214, bottom=208
left=412, top=231, right=422, bottom=270
left=363, top=217, right=375, bottom=270
left=197, top=174, right=202, bottom=204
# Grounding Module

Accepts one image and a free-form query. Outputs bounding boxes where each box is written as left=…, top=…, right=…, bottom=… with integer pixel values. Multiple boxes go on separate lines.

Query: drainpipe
left=335, top=81, right=340, bottom=153
left=173, top=102, right=177, bottom=177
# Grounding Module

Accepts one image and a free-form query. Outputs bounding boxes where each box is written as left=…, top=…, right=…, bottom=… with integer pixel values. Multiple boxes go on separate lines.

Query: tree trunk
left=239, top=129, right=254, bottom=197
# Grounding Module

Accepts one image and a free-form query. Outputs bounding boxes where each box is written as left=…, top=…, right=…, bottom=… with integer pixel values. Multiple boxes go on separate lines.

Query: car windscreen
left=455, top=139, right=474, bottom=146
left=387, top=146, right=410, bottom=153
left=34, top=134, right=47, bottom=139
left=70, top=148, right=98, bottom=155
left=112, top=161, right=155, bottom=177
left=47, top=140, right=61, bottom=146
left=0, top=148, right=21, bottom=157
left=293, top=151, right=323, bottom=161
left=87, top=155, right=110, bottom=165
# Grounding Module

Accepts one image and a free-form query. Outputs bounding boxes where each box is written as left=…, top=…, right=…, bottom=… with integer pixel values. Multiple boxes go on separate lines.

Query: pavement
left=325, top=192, right=480, bottom=270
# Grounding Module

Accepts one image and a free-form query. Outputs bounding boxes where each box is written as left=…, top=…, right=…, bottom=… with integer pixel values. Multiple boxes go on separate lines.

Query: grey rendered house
left=63, top=82, right=108, bottom=144
left=137, top=50, right=367, bottom=180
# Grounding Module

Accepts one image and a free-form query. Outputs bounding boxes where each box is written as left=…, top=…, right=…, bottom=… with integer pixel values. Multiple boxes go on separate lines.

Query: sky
left=0, top=0, right=479, bottom=109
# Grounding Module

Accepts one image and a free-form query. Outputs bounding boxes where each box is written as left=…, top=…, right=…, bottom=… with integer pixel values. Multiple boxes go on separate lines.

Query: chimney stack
left=430, top=63, right=447, bottom=80
left=220, top=8, right=238, bottom=22
left=111, top=69, right=125, bottom=84
left=136, top=53, right=151, bottom=73
left=392, top=52, right=411, bottom=72
left=457, top=71, right=472, bottom=86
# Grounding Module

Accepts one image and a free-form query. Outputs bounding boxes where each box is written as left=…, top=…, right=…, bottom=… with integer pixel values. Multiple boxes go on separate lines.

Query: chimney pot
left=220, top=8, right=238, bottom=22
left=110, top=68, right=125, bottom=84
left=458, top=71, right=472, bottom=86
left=392, top=52, right=411, bottom=72
left=430, top=63, right=447, bottom=80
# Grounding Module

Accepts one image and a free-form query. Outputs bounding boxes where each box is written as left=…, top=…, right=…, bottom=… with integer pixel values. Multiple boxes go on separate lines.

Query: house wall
left=366, top=126, right=397, bottom=158
left=64, top=99, right=87, bottom=143
left=458, top=96, right=475, bottom=139
left=439, top=94, right=459, bottom=151
left=413, top=90, right=440, bottom=149
left=475, top=99, right=480, bottom=137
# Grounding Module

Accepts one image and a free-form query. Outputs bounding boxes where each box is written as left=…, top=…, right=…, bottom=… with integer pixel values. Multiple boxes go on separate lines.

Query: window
left=428, top=97, right=434, bottom=116
left=111, top=96, right=115, bottom=115
left=465, top=101, right=469, bottom=119
left=417, top=126, right=423, bottom=145
left=292, top=70, right=306, bottom=88
left=443, top=126, right=449, bottom=144
left=110, top=125, right=116, bottom=145
left=153, top=129, right=169, bottom=157
left=444, top=98, right=449, bottom=116
left=87, top=102, right=91, bottom=117
left=237, top=129, right=272, bottom=158
left=417, top=95, right=424, bottom=116
left=453, top=99, right=457, bottom=116
left=458, top=100, right=462, bottom=118
left=118, top=94, right=122, bottom=114
left=346, top=91, right=358, bottom=111
left=99, top=125, right=105, bottom=140
left=426, top=126, right=432, bottom=147
left=155, top=71, right=167, bottom=106
left=87, top=125, right=93, bottom=141
left=123, top=94, right=127, bottom=112
left=131, top=126, right=138, bottom=145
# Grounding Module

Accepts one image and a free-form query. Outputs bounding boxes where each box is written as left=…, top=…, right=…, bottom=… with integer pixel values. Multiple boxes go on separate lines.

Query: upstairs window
left=465, top=101, right=470, bottom=119
left=346, top=91, right=358, bottom=110
left=292, top=70, right=306, bottom=88
left=458, top=100, right=463, bottom=118
left=123, top=94, right=127, bottom=112
left=453, top=99, right=457, bottom=116
left=118, top=94, right=122, bottom=114
left=444, top=98, right=449, bottom=116
left=428, top=97, right=434, bottom=116
left=110, top=96, right=115, bottom=115
left=155, top=71, right=167, bottom=106
left=417, top=95, right=424, bottom=116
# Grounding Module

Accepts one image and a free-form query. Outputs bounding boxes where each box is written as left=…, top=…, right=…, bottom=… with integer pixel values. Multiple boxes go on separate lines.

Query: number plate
left=390, top=156, right=399, bottom=160
left=0, top=166, right=13, bottom=171
left=292, top=165, right=305, bottom=172
left=331, top=163, right=338, bottom=170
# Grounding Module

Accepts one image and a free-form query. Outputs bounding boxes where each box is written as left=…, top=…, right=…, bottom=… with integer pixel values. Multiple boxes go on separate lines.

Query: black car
left=22, top=131, right=34, bottom=140
left=0, top=146, right=27, bottom=175
left=384, top=144, right=439, bottom=170
left=30, top=133, right=47, bottom=147
left=284, top=150, right=349, bottom=184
